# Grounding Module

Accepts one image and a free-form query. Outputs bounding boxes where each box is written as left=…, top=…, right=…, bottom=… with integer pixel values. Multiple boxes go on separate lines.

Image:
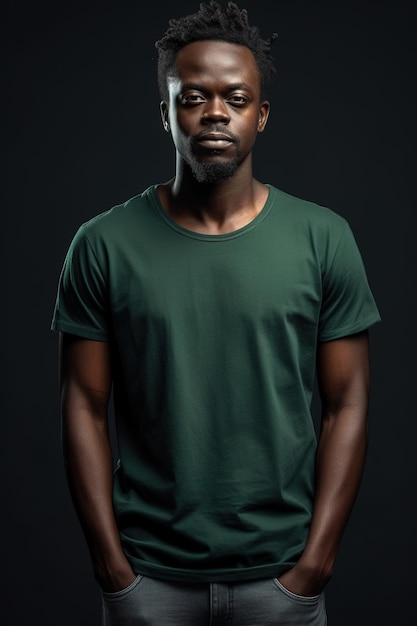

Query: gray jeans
left=101, top=575, right=327, bottom=625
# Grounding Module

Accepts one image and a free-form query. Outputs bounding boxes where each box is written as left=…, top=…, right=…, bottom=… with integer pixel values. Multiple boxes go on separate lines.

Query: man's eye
left=181, top=94, right=205, bottom=104
left=228, top=95, right=248, bottom=106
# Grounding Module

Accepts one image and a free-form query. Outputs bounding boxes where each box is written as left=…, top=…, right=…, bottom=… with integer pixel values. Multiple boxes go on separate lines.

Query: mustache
left=194, top=127, right=237, bottom=142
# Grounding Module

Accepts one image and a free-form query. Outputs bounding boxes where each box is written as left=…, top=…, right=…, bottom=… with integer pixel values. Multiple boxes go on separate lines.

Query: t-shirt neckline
left=149, top=184, right=275, bottom=241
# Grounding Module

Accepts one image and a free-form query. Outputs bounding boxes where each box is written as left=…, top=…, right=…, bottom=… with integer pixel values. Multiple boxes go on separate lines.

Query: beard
left=189, top=156, right=239, bottom=183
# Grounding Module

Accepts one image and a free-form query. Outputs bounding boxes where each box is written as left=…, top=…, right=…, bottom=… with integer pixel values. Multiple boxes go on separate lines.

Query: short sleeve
left=318, top=222, right=381, bottom=341
left=51, top=226, right=110, bottom=340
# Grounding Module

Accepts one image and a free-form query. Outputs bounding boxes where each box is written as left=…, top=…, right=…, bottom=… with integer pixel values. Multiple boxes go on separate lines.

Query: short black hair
left=155, top=1, right=277, bottom=101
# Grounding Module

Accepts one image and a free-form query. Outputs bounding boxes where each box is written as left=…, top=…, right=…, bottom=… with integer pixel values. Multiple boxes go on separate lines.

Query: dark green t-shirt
left=52, top=184, right=380, bottom=582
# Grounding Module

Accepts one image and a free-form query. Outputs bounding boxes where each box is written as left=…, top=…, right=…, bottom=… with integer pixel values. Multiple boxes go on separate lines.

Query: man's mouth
left=195, top=131, right=236, bottom=150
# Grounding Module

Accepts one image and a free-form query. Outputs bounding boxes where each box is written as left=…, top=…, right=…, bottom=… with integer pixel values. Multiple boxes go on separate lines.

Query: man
left=52, top=2, right=381, bottom=624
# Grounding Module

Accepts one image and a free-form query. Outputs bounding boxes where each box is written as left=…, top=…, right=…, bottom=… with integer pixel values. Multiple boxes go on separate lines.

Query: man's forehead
left=170, top=40, right=259, bottom=84
left=175, top=39, right=256, bottom=63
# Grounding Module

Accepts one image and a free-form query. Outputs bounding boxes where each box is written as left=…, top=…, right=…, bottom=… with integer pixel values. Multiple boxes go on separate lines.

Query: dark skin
left=60, top=40, right=371, bottom=596
left=158, top=40, right=270, bottom=233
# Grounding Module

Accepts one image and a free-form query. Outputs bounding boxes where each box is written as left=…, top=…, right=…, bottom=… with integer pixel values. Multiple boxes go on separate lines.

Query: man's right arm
left=59, top=333, right=136, bottom=592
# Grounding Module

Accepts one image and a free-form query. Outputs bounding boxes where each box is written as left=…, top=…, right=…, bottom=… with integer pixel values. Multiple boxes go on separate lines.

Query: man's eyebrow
left=226, top=83, right=253, bottom=91
left=180, top=82, right=254, bottom=92
left=179, top=83, right=206, bottom=91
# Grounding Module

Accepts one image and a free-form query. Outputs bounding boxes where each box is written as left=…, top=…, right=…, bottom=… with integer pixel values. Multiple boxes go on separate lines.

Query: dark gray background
left=3, top=0, right=416, bottom=624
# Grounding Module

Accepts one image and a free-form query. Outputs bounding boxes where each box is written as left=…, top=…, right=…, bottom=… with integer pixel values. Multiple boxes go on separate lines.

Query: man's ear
left=160, top=101, right=170, bottom=132
left=257, top=100, right=270, bottom=133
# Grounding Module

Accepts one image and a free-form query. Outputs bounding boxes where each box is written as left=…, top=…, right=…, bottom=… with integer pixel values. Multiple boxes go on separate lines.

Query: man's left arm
left=279, top=330, right=371, bottom=596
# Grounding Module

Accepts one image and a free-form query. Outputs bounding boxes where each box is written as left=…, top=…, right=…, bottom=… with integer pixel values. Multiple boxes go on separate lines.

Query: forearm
left=300, top=404, right=368, bottom=582
left=62, top=406, right=134, bottom=589
left=279, top=332, right=370, bottom=595
left=59, top=335, right=135, bottom=591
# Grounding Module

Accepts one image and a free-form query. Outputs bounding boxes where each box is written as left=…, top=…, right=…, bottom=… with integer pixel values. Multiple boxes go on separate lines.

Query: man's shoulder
left=269, top=185, right=347, bottom=231
left=79, top=185, right=157, bottom=237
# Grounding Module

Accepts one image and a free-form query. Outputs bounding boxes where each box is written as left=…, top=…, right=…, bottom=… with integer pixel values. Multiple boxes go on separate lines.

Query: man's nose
left=200, top=98, right=230, bottom=124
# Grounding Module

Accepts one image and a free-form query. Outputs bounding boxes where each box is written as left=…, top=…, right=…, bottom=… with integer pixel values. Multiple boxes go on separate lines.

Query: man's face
left=161, top=40, right=270, bottom=183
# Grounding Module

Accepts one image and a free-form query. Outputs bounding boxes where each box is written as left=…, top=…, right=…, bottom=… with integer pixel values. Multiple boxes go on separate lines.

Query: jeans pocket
left=273, top=578, right=321, bottom=604
left=101, top=575, right=143, bottom=602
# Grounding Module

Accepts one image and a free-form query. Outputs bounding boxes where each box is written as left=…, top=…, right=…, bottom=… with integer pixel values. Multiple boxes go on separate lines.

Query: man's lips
left=194, top=131, right=236, bottom=150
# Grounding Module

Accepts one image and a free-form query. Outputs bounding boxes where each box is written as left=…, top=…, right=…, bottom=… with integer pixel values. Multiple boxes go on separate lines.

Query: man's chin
left=191, top=160, right=239, bottom=184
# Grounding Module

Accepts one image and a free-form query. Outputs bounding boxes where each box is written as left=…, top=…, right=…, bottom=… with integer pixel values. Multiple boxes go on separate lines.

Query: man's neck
left=158, top=168, right=268, bottom=235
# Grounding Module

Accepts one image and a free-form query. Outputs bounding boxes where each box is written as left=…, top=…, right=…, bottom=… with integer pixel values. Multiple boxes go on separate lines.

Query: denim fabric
left=101, top=575, right=327, bottom=625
